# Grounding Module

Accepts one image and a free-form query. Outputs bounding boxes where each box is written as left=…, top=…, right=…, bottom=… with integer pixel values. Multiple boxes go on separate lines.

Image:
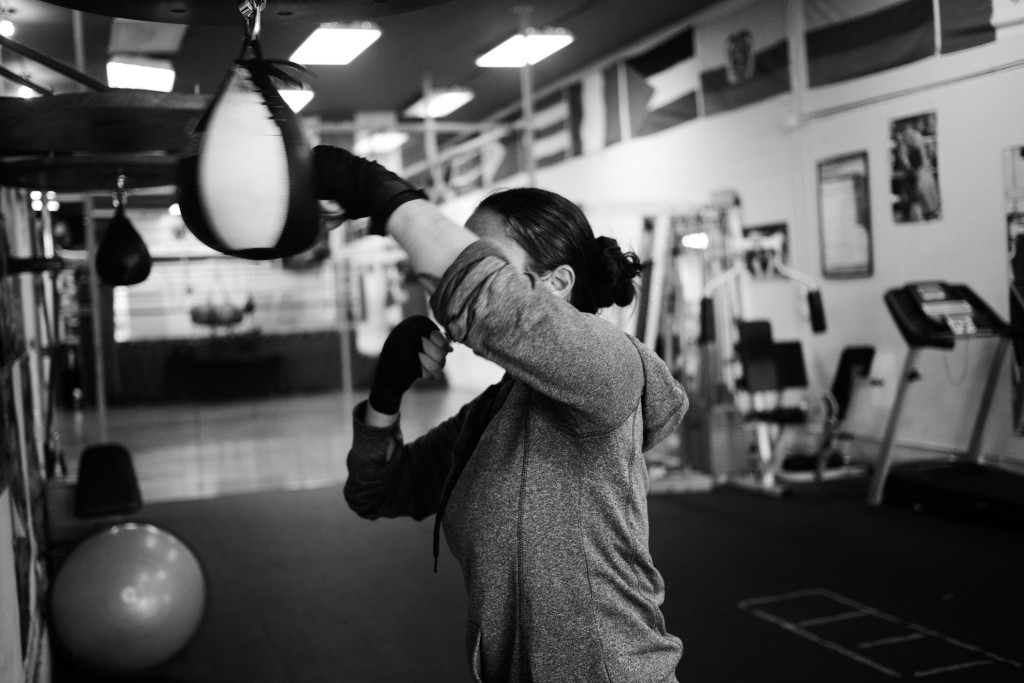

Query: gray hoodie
left=346, top=240, right=687, bottom=682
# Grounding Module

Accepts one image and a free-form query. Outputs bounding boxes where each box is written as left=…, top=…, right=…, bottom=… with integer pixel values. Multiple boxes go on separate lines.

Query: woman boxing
left=314, top=145, right=687, bottom=682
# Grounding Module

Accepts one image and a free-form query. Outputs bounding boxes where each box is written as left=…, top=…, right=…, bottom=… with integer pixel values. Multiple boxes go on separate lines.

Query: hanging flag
left=804, top=0, right=935, bottom=88
left=601, top=64, right=624, bottom=146
left=698, top=0, right=790, bottom=115
left=622, top=29, right=699, bottom=137
left=446, top=150, right=483, bottom=195
left=530, top=88, right=581, bottom=169
left=479, top=138, right=508, bottom=186
left=578, top=69, right=609, bottom=154
left=493, top=115, right=521, bottom=182
left=939, top=0, right=1024, bottom=53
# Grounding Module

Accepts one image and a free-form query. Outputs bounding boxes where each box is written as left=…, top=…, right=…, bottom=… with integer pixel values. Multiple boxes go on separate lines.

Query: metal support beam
left=0, top=34, right=108, bottom=91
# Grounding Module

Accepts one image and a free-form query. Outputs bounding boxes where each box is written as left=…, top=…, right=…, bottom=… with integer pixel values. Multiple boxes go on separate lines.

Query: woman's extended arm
left=385, top=199, right=477, bottom=294
left=313, top=144, right=476, bottom=293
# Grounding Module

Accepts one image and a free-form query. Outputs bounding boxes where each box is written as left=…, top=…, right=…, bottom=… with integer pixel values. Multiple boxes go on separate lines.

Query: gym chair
left=731, top=323, right=873, bottom=495
left=731, top=320, right=810, bottom=496
left=776, top=345, right=875, bottom=484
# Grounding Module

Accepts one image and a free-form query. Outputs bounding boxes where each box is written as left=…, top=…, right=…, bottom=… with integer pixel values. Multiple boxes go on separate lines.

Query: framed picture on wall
left=817, top=152, right=873, bottom=278
left=741, top=223, right=789, bottom=279
left=890, top=112, right=941, bottom=223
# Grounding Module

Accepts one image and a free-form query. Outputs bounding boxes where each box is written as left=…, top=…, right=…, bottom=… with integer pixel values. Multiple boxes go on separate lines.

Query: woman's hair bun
left=591, top=236, right=645, bottom=309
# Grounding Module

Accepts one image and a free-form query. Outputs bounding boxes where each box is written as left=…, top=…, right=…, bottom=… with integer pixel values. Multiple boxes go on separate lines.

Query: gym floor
left=49, top=386, right=1024, bottom=682
left=54, top=384, right=481, bottom=504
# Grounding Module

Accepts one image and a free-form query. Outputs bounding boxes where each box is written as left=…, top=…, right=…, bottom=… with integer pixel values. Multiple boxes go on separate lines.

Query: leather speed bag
left=177, top=61, right=319, bottom=260
left=95, top=204, right=152, bottom=286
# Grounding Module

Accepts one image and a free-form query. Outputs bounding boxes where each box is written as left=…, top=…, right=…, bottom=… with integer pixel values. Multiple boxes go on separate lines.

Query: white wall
left=439, top=33, right=1024, bottom=467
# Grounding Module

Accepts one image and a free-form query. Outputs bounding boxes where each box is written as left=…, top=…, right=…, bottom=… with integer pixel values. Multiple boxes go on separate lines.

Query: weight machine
left=689, top=193, right=831, bottom=496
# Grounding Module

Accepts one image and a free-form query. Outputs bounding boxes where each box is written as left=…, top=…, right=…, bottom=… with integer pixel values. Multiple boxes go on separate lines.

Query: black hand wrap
left=368, top=315, right=440, bottom=415
left=312, top=145, right=426, bottom=235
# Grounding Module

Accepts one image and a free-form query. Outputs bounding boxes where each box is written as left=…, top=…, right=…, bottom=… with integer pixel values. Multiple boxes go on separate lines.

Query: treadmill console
left=884, top=281, right=1009, bottom=348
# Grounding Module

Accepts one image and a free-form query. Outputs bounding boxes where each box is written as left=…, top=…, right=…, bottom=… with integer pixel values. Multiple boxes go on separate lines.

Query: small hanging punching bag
left=177, top=10, right=318, bottom=260
left=95, top=202, right=152, bottom=287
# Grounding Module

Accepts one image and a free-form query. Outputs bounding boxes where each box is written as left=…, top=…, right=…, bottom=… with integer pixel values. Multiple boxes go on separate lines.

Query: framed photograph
left=741, top=223, right=789, bottom=279
left=817, top=152, right=873, bottom=278
left=890, top=112, right=941, bottom=223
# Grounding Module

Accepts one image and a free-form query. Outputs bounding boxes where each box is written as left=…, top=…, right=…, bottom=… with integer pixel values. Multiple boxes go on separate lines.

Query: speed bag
left=177, top=61, right=319, bottom=260
left=95, top=204, right=152, bottom=286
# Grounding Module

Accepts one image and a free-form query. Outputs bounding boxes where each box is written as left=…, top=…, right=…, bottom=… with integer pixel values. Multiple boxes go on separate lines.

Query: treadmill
left=868, top=281, right=1024, bottom=523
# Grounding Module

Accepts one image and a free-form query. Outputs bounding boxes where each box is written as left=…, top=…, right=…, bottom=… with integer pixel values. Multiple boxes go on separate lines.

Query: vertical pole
left=516, top=5, right=536, bottom=185
left=72, top=11, right=108, bottom=441
left=84, top=195, right=108, bottom=441
left=867, top=347, right=920, bottom=506
left=965, top=337, right=1010, bottom=462
left=71, top=11, right=86, bottom=87
left=332, top=244, right=354, bottom=413
left=422, top=73, right=446, bottom=198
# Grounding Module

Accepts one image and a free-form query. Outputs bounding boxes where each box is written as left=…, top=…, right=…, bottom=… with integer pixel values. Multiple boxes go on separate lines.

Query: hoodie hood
left=630, top=337, right=689, bottom=452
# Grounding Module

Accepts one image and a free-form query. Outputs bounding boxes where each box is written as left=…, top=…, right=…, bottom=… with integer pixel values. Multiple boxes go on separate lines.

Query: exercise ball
left=50, top=523, right=206, bottom=675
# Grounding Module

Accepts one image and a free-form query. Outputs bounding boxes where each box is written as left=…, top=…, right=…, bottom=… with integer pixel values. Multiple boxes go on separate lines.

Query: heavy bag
left=95, top=203, right=152, bottom=286
left=177, top=45, right=318, bottom=260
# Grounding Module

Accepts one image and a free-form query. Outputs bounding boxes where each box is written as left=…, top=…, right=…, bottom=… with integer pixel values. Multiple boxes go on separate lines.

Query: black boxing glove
left=312, top=145, right=426, bottom=236
left=368, top=315, right=441, bottom=415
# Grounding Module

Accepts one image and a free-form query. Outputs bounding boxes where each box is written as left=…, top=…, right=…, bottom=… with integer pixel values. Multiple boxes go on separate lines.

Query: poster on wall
left=890, top=112, right=941, bottom=223
left=1004, top=144, right=1024, bottom=434
left=741, top=223, right=789, bottom=278
left=817, top=152, right=873, bottom=278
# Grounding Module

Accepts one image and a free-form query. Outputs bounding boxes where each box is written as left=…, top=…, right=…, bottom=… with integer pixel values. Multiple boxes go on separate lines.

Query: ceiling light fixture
left=476, top=27, right=574, bottom=68
left=353, top=131, right=410, bottom=156
left=106, top=54, right=176, bottom=92
left=680, top=232, right=710, bottom=250
left=0, top=10, right=14, bottom=38
left=404, top=87, right=474, bottom=119
left=289, top=22, right=381, bottom=65
left=278, top=87, right=315, bottom=113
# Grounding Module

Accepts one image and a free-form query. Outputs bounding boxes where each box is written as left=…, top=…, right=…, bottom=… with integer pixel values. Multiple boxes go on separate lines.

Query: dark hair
left=475, top=188, right=645, bottom=314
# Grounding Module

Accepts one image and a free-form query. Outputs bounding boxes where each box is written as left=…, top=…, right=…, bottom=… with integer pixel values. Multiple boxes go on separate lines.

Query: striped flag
left=493, top=115, right=521, bottom=182
left=478, top=139, right=508, bottom=187
left=804, top=0, right=935, bottom=87
left=446, top=150, right=483, bottom=195
left=530, top=88, right=582, bottom=169
left=939, top=0, right=1024, bottom=53
left=698, top=0, right=790, bottom=115
left=600, top=65, right=625, bottom=146
left=621, top=29, right=699, bottom=138
left=578, top=68, right=614, bottom=153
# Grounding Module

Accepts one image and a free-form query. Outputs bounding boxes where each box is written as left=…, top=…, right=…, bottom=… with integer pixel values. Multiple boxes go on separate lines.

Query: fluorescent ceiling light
left=108, top=18, right=187, bottom=54
left=680, top=232, right=709, bottom=250
left=278, top=87, right=315, bottom=113
left=353, top=131, right=409, bottom=156
left=404, top=87, right=474, bottom=119
left=106, top=54, right=175, bottom=92
left=476, top=28, right=574, bottom=68
left=290, top=22, right=381, bottom=65
left=0, top=13, right=14, bottom=38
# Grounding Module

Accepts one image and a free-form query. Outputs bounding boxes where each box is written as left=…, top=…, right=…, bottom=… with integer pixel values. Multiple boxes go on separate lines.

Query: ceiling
left=0, top=0, right=720, bottom=127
